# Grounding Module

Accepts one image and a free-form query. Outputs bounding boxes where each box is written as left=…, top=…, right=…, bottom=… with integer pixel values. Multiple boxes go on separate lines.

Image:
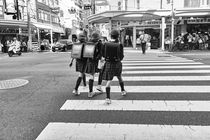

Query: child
left=102, top=30, right=127, bottom=104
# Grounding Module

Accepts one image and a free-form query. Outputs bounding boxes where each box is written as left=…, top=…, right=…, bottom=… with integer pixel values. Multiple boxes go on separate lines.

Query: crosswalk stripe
left=37, top=54, right=210, bottom=139
left=122, top=70, right=210, bottom=74
left=123, top=65, right=210, bottom=69
left=122, top=62, right=202, bottom=66
left=36, top=123, right=210, bottom=140
left=89, top=76, right=210, bottom=81
left=78, top=86, right=210, bottom=93
left=61, top=100, right=210, bottom=111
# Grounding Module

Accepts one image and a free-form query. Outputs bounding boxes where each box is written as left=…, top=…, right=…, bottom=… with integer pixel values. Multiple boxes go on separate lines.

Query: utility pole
left=171, top=0, right=174, bottom=46
left=27, top=0, right=32, bottom=51
left=91, top=0, right=95, bottom=14
left=160, top=0, right=163, bottom=9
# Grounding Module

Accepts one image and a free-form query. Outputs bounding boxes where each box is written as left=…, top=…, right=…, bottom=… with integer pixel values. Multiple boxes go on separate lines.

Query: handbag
left=97, top=59, right=105, bottom=69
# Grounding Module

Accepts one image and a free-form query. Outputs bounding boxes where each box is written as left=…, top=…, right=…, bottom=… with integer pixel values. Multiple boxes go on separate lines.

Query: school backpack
left=71, top=43, right=84, bottom=59
left=83, top=42, right=96, bottom=58
left=104, top=42, right=120, bottom=61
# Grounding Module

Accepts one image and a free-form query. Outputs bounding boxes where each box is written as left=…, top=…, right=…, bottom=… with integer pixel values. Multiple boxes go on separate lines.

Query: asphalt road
left=0, top=49, right=210, bottom=139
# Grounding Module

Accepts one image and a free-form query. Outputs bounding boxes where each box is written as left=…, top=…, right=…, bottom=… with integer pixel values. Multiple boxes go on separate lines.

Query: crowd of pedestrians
left=165, top=32, right=210, bottom=51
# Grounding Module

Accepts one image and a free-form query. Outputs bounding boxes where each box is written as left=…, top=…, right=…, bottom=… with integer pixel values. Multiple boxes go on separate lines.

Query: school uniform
left=84, top=40, right=103, bottom=75
left=102, top=40, right=124, bottom=81
left=76, top=58, right=87, bottom=73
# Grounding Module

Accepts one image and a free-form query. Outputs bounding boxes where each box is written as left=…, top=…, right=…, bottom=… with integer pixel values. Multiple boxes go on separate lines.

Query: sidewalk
left=0, top=52, right=8, bottom=59
left=124, top=48, right=176, bottom=60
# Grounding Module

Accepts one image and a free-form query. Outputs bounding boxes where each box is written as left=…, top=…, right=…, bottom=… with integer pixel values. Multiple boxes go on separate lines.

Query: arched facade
left=88, top=8, right=210, bottom=50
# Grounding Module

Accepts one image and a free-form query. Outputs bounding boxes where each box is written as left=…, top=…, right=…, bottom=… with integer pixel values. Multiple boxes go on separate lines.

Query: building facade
left=0, top=0, right=28, bottom=52
left=34, top=0, right=64, bottom=49
left=60, top=0, right=83, bottom=41
left=0, top=0, right=64, bottom=52
left=88, top=0, right=210, bottom=50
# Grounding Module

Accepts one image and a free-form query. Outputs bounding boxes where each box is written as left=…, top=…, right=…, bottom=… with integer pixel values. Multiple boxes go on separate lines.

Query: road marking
left=122, top=70, right=210, bottom=74
left=36, top=123, right=210, bottom=140
left=90, top=76, right=210, bottom=81
left=0, top=79, right=29, bottom=90
left=79, top=86, right=210, bottom=93
left=61, top=100, right=210, bottom=111
left=122, top=62, right=203, bottom=66
left=122, top=60, right=194, bottom=63
left=123, top=65, right=210, bottom=69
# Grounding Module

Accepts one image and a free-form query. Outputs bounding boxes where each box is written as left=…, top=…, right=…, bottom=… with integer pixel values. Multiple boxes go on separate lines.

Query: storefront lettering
left=0, top=28, right=19, bottom=34
left=187, top=18, right=210, bottom=24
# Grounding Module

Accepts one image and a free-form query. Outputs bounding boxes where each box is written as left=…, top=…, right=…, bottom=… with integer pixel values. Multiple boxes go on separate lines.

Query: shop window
left=184, top=0, right=200, bottom=7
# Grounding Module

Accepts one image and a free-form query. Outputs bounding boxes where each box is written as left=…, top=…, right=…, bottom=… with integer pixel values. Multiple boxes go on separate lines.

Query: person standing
left=139, top=31, right=148, bottom=54
left=101, top=30, right=127, bottom=104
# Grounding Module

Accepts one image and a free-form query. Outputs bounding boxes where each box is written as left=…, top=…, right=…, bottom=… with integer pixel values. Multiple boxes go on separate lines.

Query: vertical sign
left=0, top=0, right=3, bottom=17
left=137, top=0, right=140, bottom=9
left=5, top=0, right=16, bottom=13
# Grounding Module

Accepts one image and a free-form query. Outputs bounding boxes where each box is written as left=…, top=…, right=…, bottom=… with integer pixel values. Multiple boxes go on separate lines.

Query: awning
left=32, top=22, right=52, bottom=30
left=52, top=25, right=65, bottom=34
left=32, top=22, right=65, bottom=33
left=0, top=20, right=27, bottom=27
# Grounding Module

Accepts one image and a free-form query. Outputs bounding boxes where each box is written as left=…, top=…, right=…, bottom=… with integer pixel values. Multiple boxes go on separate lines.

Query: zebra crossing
left=36, top=51, right=210, bottom=140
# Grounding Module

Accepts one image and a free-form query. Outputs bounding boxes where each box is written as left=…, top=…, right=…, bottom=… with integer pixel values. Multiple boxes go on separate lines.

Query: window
left=54, top=0, right=59, bottom=6
left=184, top=0, right=200, bottom=7
left=46, top=0, right=50, bottom=6
left=0, top=6, right=3, bottom=16
left=50, top=0, right=54, bottom=7
left=42, top=0, right=46, bottom=4
left=47, top=13, right=50, bottom=21
left=38, top=10, right=41, bottom=19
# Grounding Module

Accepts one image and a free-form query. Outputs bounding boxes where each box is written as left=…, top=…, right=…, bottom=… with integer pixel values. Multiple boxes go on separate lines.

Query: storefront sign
left=0, top=28, right=18, bottom=34
left=187, top=18, right=210, bottom=24
left=126, top=20, right=161, bottom=27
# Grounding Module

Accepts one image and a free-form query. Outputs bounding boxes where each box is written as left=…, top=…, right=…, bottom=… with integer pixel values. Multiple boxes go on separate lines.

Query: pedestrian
left=139, top=31, right=149, bottom=54
left=164, top=35, right=171, bottom=50
left=187, top=33, right=193, bottom=50
left=83, top=32, right=103, bottom=97
left=0, top=42, right=2, bottom=53
left=101, top=29, right=127, bottom=104
left=70, top=32, right=87, bottom=96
